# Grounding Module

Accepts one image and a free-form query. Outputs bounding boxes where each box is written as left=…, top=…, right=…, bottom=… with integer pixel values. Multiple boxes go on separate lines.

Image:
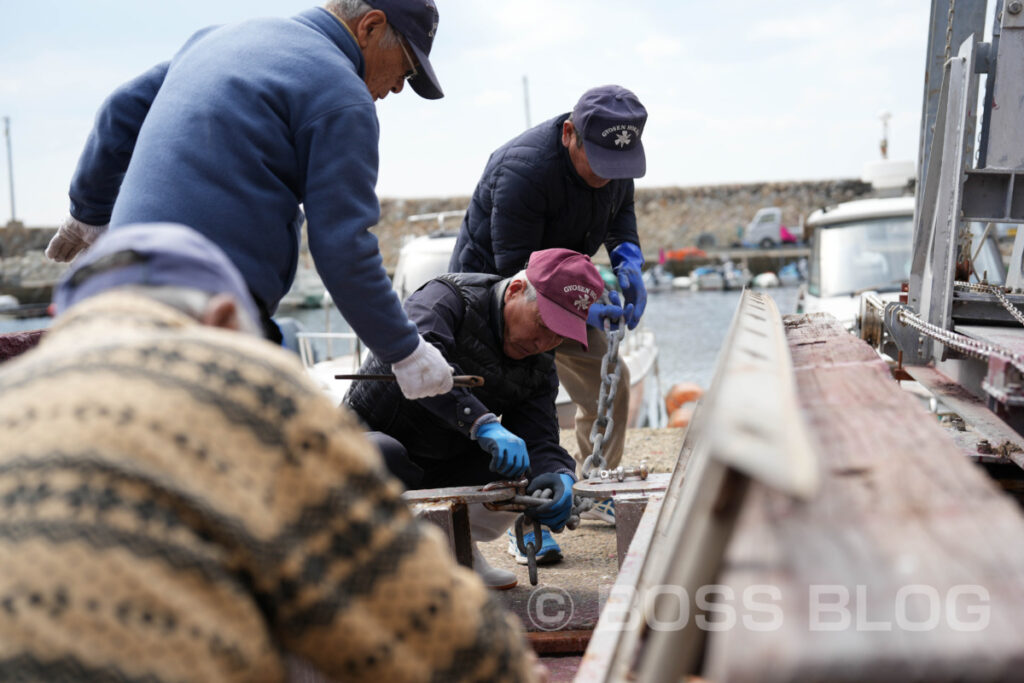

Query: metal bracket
left=983, top=355, right=1024, bottom=405
left=884, top=302, right=929, bottom=364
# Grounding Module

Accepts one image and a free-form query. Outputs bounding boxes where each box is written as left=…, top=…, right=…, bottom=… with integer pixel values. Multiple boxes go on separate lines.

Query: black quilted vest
left=344, top=274, right=555, bottom=460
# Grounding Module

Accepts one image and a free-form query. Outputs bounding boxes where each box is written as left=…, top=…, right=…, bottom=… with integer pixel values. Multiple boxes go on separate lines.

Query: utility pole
left=522, top=75, right=531, bottom=129
left=3, top=116, right=14, bottom=223
left=878, top=111, right=891, bottom=160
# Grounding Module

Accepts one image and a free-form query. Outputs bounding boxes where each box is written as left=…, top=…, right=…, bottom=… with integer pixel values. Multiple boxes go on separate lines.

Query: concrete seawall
left=370, top=177, right=874, bottom=266
left=0, top=177, right=878, bottom=302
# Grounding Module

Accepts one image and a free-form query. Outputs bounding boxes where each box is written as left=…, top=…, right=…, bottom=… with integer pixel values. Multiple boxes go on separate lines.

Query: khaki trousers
left=554, top=325, right=630, bottom=472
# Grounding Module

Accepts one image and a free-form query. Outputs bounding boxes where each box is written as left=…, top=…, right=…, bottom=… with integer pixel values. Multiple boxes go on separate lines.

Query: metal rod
left=522, top=75, right=531, bottom=129
left=333, top=373, right=484, bottom=387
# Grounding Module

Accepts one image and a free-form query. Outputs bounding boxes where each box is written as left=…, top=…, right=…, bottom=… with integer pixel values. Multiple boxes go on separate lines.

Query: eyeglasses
left=399, top=39, right=418, bottom=82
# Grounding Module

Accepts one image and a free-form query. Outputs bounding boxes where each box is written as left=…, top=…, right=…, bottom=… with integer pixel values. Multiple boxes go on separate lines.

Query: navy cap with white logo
left=572, top=85, right=648, bottom=179
left=365, top=0, right=443, bottom=99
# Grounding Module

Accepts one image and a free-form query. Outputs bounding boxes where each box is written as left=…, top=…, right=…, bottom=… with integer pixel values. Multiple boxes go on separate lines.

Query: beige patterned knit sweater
left=0, top=292, right=535, bottom=682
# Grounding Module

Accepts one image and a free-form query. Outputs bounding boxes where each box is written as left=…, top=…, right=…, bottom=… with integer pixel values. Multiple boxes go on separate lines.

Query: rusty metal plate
left=573, top=472, right=671, bottom=498
left=401, top=484, right=516, bottom=505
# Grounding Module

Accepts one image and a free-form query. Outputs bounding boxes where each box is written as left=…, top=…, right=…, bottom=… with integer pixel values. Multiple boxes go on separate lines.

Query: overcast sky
left=1, top=0, right=939, bottom=227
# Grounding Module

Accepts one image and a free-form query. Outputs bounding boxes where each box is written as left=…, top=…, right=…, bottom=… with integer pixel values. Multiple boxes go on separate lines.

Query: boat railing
left=295, top=331, right=363, bottom=373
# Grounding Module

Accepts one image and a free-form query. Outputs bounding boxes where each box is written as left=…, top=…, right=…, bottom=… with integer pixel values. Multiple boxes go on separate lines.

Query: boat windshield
left=808, top=215, right=913, bottom=298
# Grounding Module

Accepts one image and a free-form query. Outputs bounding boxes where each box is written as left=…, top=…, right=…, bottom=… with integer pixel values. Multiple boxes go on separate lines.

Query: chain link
left=564, top=295, right=627, bottom=522
left=896, top=306, right=1024, bottom=374
left=944, top=0, right=957, bottom=64
left=581, top=300, right=626, bottom=478
left=954, top=281, right=1024, bottom=327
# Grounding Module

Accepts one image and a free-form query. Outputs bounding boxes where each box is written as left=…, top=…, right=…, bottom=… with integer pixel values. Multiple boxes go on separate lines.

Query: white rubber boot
left=468, top=504, right=519, bottom=590
left=472, top=542, right=517, bottom=590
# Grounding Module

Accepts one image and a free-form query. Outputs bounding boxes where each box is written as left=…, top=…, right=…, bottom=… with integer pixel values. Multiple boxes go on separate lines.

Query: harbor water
left=1, top=286, right=802, bottom=395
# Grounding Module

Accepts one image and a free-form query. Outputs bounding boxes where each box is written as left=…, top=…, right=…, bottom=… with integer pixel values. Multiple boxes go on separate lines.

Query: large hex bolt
left=598, top=460, right=650, bottom=482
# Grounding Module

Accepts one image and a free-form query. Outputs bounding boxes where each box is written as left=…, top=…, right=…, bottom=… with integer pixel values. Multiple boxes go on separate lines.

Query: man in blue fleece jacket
left=46, top=0, right=453, bottom=400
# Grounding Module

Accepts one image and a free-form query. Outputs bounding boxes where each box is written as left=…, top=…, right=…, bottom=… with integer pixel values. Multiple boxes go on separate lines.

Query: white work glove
left=46, top=215, right=108, bottom=262
left=392, top=335, right=454, bottom=399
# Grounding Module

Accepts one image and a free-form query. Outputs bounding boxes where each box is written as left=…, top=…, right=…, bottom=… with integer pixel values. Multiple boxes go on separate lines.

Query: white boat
left=295, top=327, right=364, bottom=407
left=671, top=275, right=692, bottom=290
left=299, top=219, right=665, bottom=428
left=642, top=264, right=674, bottom=293
left=691, top=266, right=724, bottom=291
left=751, top=271, right=780, bottom=288
left=392, top=232, right=461, bottom=301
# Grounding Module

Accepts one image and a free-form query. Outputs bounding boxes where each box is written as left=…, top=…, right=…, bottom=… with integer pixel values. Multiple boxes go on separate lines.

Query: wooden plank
left=704, top=313, right=1024, bottom=682
left=526, top=630, right=592, bottom=655
left=575, top=493, right=665, bottom=682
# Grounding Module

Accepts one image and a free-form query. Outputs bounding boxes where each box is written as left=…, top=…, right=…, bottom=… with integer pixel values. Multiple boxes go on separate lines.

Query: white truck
left=741, top=207, right=802, bottom=248
left=794, top=196, right=915, bottom=330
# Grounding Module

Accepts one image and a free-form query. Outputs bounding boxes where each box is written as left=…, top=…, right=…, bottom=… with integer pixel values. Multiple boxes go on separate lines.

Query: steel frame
left=892, top=0, right=1024, bottom=425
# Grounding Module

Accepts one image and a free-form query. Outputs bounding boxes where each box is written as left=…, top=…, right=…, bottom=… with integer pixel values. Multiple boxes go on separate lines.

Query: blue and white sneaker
left=581, top=498, right=615, bottom=525
left=507, top=528, right=563, bottom=565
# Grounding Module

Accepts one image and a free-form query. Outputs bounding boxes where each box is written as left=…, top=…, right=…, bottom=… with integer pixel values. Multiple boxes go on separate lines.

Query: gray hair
left=566, top=114, right=584, bottom=149
left=120, top=285, right=262, bottom=337
left=512, top=270, right=537, bottom=302
left=324, top=0, right=401, bottom=48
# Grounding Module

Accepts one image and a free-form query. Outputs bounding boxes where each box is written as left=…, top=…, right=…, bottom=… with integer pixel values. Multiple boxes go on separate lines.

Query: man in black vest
left=345, top=248, right=607, bottom=589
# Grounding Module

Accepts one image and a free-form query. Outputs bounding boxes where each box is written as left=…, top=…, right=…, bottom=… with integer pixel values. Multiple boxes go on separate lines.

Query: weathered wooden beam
left=704, top=313, right=1024, bottom=682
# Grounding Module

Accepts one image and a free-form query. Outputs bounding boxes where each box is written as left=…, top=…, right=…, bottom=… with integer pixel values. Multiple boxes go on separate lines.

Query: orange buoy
left=665, top=382, right=704, bottom=414
left=667, top=405, right=693, bottom=429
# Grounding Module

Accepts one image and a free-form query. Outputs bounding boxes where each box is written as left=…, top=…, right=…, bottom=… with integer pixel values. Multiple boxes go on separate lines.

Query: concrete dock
left=476, top=427, right=688, bottom=680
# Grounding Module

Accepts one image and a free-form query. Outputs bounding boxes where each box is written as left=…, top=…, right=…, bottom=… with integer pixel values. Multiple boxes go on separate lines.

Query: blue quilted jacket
left=449, top=114, right=639, bottom=276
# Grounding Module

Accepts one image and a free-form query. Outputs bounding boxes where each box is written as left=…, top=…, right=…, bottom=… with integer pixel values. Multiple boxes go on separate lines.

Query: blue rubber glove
left=476, top=422, right=529, bottom=479
left=610, top=242, right=647, bottom=329
left=526, top=473, right=577, bottom=531
left=586, top=290, right=635, bottom=331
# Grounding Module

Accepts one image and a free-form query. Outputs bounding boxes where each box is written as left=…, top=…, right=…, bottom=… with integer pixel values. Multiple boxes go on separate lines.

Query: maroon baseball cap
left=573, top=85, right=647, bottom=179
left=526, top=249, right=604, bottom=350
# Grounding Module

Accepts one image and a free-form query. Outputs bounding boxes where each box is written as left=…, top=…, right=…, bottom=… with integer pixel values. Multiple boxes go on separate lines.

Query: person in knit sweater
left=0, top=223, right=542, bottom=682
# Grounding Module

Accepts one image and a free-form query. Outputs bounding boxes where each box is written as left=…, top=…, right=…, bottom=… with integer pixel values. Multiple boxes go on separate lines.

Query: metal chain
left=944, top=0, right=957, bottom=64
left=581, top=300, right=626, bottom=478
left=562, top=295, right=626, bottom=524
left=896, top=306, right=1024, bottom=374
left=488, top=483, right=556, bottom=585
left=514, top=513, right=545, bottom=586
left=954, top=281, right=1024, bottom=327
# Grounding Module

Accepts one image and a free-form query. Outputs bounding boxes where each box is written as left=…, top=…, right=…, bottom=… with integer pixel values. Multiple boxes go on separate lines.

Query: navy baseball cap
left=366, top=0, right=443, bottom=99
left=572, top=85, right=647, bottom=179
left=54, top=223, right=261, bottom=330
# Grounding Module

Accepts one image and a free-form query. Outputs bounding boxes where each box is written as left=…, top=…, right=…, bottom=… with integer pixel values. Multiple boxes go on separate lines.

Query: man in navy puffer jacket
left=46, top=0, right=453, bottom=401
left=449, top=85, right=649, bottom=523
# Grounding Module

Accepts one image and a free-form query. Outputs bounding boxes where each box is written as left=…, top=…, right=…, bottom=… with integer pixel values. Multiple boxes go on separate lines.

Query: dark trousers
left=365, top=432, right=498, bottom=490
